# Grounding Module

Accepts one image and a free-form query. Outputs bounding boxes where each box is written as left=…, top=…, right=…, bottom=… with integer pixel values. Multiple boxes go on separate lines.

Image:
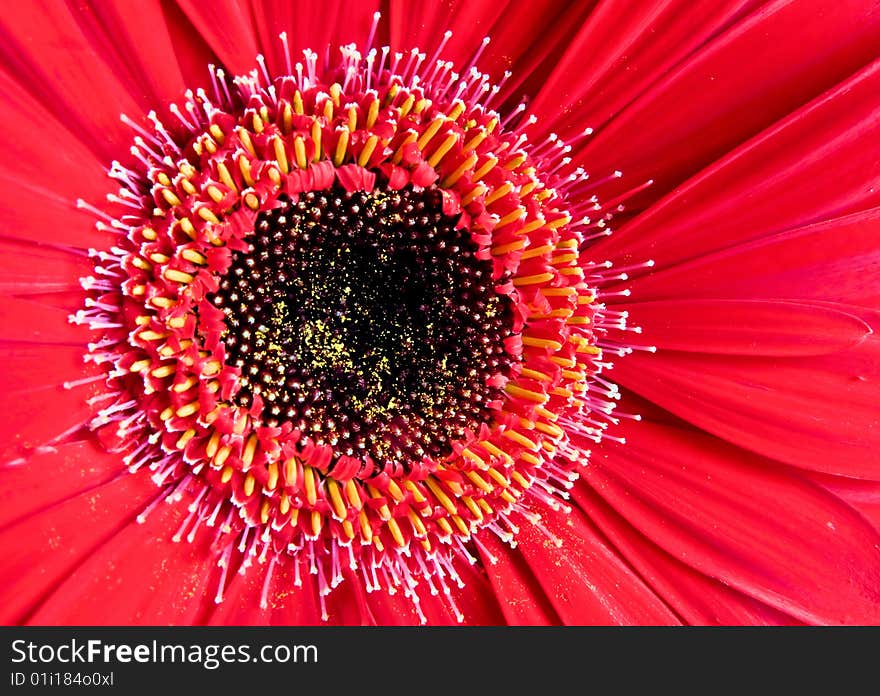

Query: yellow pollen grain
left=461, top=448, right=487, bottom=468
left=311, top=511, right=322, bottom=536
left=503, top=153, right=527, bottom=170
left=357, top=134, right=379, bottom=167
left=149, top=297, right=175, bottom=310
left=131, top=256, right=151, bottom=271
left=209, top=124, right=225, bottom=143
left=175, top=400, right=200, bottom=418
left=426, top=131, right=458, bottom=168
left=175, top=429, right=196, bottom=449
left=161, top=188, right=182, bottom=207
left=386, top=480, right=405, bottom=503
left=441, top=151, right=479, bottom=187
left=140, top=227, right=157, bottom=241
left=417, top=116, right=446, bottom=150
left=283, top=457, right=297, bottom=487
left=408, top=509, right=427, bottom=537
left=243, top=473, right=256, bottom=497
left=452, top=515, right=471, bottom=537
left=472, top=155, right=498, bottom=180
left=244, top=192, right=260, bottom=210
left=138, top=329, right=167, bottom=342
left=273, top=136, right=289, bottom=174
left=491, top=239, right=526, bottom=256
left=485, top=182, right=513, bottom=205
left=267, top=461, right=279, bottom=490
left=436, top=517, right=454, bottom=536
left=213, top=445, right=231, bottom=469
left=237, top=155, right=255, bottom=186
left=520, top=367, right=552, bottom=383
left=251, top=112, right=264, bottom=133
left=282, top=102, right=293, bottom=132
left=522, top=335, right=563, bottom=351
left=404, top=481, right=428, bottom=504
left=496, top=207, right=527, bottom=229
left=279, top=493, right=291, bottom=515
left=462, top=496, right=483, bottom=521
left=242, top=434, right=258, bottom=469
left=172, top=376, right=197, bottom=393
left=163, top=268, right=194, bottom=284
left=462, top=128, right=488, bottom=153
left=344, top=480, right=363, bottom=509
left=167, top=316, right=187, bottom=329
left=333, top=127, right=350, bottom=166
left=303, top=466, right=317, bottom=506
left=366, top=97, right=380, bottom=128
left=294, top=135, right=308, bottom=169
left=329, top=83, right=342, bottom=106
left=322, top=97, right=334, bottom=120
left=215, top=161, right=236, bottom=192
left=520, top=243, right=554, bottom=260
left=460, top=182, right=487, bottom=207
left=159, top=406, right=174, bottom=421
left=181, top=248, right=207, bottom=265
left=392, top=130, right=417, bottom=164
left=206, top=184, right=225, bottom=203
left=220, top=465, right=234, bottom=484
left=386, top=517, right=406, bottom=547
left=505, top=383, right=549, bottom=404
left=293, top=90, right=304, bottom=114
left=156, top=172, right=171, bottom=186
left=503, top=429, right=539, bottom=451
left=289, top=507, right=300, bottom=526
left=535, top=420, right=565, bottom=438
left=197, top=207, right=220, bottom=224
left=425, top=477, right=458, bottom=516
left=513, top=272, right=555, bottom=287
left=311, top=119, right=323, bottom=161
left=359, top=510, right=373, bottom=541
left=261, top=500, right=271, bottom=525
left=129, top=359, right=151, bottom=373
left=327, top=480, right=346, bottom=520
left=398, top=93, right=415, bottom=118
left=342, top=520, right=355, bottom=541
left=206, top=430, right=222, bottom=458
left=466, top=470, right=493, bottom=493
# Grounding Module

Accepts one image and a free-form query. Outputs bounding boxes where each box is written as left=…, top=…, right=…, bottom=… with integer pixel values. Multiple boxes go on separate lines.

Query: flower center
left=213, top=183, right=515, bottom=466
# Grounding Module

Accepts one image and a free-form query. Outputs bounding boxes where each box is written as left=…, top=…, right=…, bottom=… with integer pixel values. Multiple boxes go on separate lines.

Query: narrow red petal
left=624, top=299, right=871, bottom=357
left=0, top=469, right=158, bottom=624
left=510, top=502, right=681, bottom=625
left=573, top=483, right=799, bottom=625
left=577, top=0, right=880, bottom=212
left=591, top=57, right=880, bottom=269
left=27, top=489, right=216, bottom=625
left=612, top=338, right=880, bottom=478
left=584, top=419, right=880, bottom=624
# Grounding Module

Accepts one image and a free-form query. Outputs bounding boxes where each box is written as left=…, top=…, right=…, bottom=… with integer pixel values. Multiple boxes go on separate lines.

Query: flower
left=1, top=0, right=879, bottom=626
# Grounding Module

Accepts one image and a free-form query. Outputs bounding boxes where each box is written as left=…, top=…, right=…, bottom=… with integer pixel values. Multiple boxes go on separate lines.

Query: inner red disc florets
left=75, top=32, right=632, bottom=621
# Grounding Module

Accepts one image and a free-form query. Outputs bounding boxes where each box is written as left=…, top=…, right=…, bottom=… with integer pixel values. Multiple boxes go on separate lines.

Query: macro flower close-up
left=1, top=0, right=879, bottom=627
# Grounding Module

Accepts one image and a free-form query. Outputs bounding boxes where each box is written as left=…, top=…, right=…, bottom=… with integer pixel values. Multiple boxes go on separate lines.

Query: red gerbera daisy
left=1, top=0, right=879, bottom=626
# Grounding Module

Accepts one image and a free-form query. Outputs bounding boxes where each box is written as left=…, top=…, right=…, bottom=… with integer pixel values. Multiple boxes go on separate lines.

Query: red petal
left=612, top=337, right=880, bottom=478
left=27, top=487, right=216, bottom=625
left=584, top=419, right=880, bottom=624
left=576, top=1, right=880, bottom=214
left=528, top=0, right=757, bottom=134
left=572, top=483, right=799, bottom=625
left=628, top=207, right=880, bottom=309
left=591, top=58, right=880, bottom=270
left=479, top=533, right=560, bottom=625
left=625, top=299, right=871, bottom=357
left=0, top=240, right=89, bottom=295
left=0, top=441, right=122, bottom=529
left=174, top=0, right=259, bottom=75
left=0, top=345, right=100, bottom=463
left=0, top=296, right=91, bottom=345
left=510, top=501, right=680, bottom=625
left=0, top=469, right=158, bottom=624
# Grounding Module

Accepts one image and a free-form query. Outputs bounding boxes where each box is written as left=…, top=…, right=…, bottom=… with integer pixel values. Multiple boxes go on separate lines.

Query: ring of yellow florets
left=83, top=48, right=602, bottom=611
